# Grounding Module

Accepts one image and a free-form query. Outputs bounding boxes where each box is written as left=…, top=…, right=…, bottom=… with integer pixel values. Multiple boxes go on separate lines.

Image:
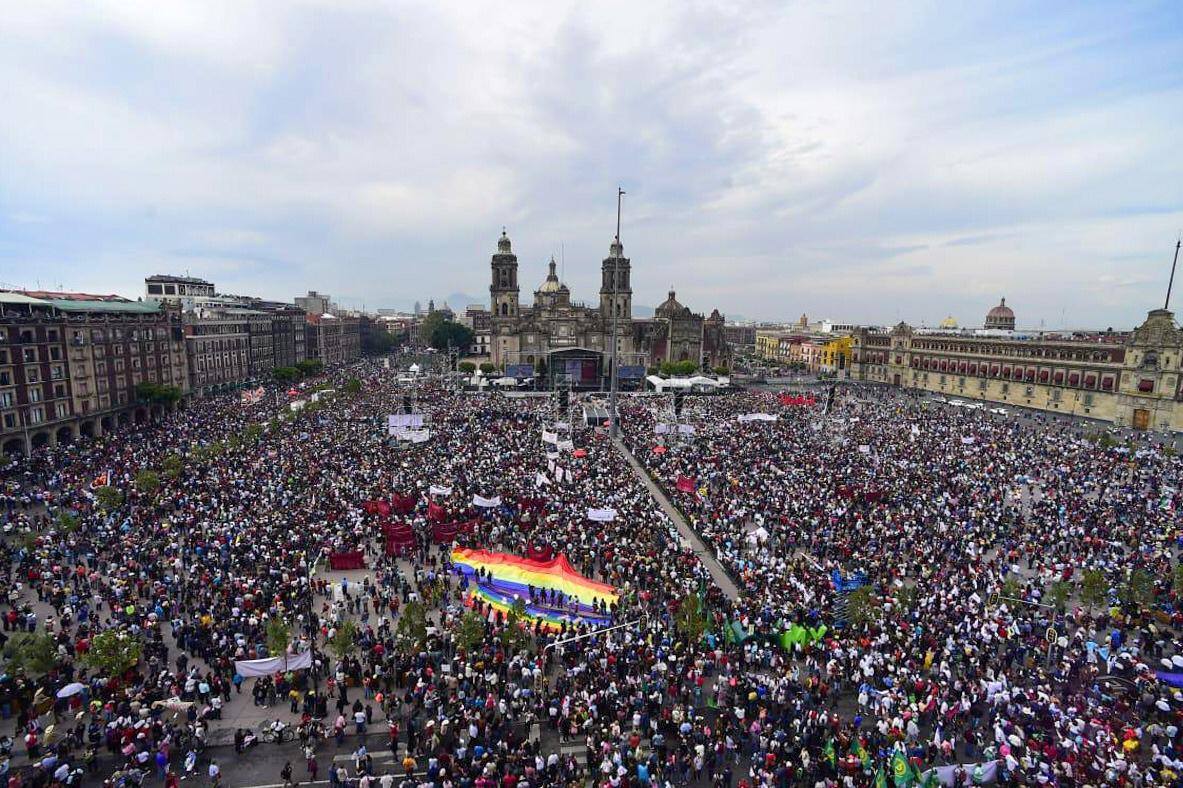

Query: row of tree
left=273, top=358, right=325, bottom=383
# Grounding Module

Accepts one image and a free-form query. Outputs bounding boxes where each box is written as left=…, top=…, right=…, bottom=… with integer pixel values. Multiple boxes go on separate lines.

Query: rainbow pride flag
left=451, top=548, right=618, bottom=632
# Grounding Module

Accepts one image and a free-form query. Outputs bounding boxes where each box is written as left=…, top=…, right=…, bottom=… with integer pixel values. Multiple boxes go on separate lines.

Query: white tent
left=408, top=363, right=421, bottom=373
left=646, top=375, right=692, bottom=392
left=688, top=375, right=724, bottom=388
left=493, top=377, right=518, bottom=387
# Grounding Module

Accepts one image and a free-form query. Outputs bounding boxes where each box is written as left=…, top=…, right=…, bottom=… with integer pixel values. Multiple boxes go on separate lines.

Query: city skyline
left=2, top=1, right=1182, bottom=328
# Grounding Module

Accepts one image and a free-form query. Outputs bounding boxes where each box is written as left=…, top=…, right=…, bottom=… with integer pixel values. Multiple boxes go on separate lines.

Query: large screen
left=618, top=365, right=646, bottom=380
left=505, top=364, right=535, bottom=379
left=565, top=359, right=599, bottom=383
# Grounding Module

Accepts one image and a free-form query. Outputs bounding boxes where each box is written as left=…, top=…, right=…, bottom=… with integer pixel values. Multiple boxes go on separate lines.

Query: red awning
left=1053, top=371, right=1064, bottom=384
left=1069, top=373, right=1080, bottom=385
left=1138, top=379, right=1154, bottom=392
left=1038, top=370, right=1049, bottom=382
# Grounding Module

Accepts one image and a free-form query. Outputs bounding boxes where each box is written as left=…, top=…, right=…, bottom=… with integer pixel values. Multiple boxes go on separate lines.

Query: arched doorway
left=117, top=412, right=131, bottom=427
left=31, top=431, right=51, bottom=450
left=134, top=407, right=148, bottom=424
left=55, top=424, right=74, bottom=445
left=101, top=415, right=115, bottom=433
left=2, top=437, right=25, bottom=457
left=79, top=420, right=97, bottom=439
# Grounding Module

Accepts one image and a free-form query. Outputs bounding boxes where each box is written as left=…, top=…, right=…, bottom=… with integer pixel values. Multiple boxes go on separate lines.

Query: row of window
left=916, top=372, right=1098, bottom=406
left=908, top=357, right=1116, bottom=390
left=908, top=341, right=1119, bottom=363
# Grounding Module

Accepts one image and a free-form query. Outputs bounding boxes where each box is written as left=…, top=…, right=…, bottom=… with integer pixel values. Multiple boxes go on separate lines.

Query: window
left=0, top=349, right=7, bottom=364
left=147, top=284, right=163, bottom=294
left=978, top=379, right=987, bottom=391
left=1025, top=385, right=1034, bottom=397
left=0, top=392, right=12, bottom=408
left=2, top=413, right=14, bottom=429
left=26, top=369, right=39, bottom=383
left=1083, top=393, right=1094, bottom=407
left=23, top=348, right=36, bottom=363
left=0, top=371, right=9, bottom=386
left=46, top=329, right=58, bottom=341
left=28, top=406, right=44, bottom=424
left=53, top=384, right=65, bottom=398
left=29, top=387, right=42, bottom=403
left=49, top=346, right=61, bottom=361
left=54, top=402, right=68, bottom=419
left=50, top=365, right=64, bottom=380
left=1051, top=389, right=1061, bottom=402
left=20, top=330, right=33, bottom=342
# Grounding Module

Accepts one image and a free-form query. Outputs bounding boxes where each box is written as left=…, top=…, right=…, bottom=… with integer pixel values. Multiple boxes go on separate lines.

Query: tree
left=1080, top=569, right=1108, bottom=612
left=455, top=610, right=487, bottom=655
left=479, top=362, right=496, bottom=375
left=501, top=598, right=532, bottom=654
left=343, top=378, right=362, bottom=395
left=327, top=619, right=359, bottom=662
left=296, top=359, right=324, bottom=378
left=82, top=630, right=142, bottom=679
left=659, top=360, right=698, bottom=377
left=846, top=587, right=879, bottom=628
left=135, top=470, right=161, bottom=496
left=674, top=593, right=711, bottom=644
left=1048, top=580, right=1071, bottom=611
left=135, top=382, right=182, bottom=406
left=1119, top=569, right=1155, bottom=612
left=458, top=361, right=476, bottom=374
left=265, top=618, right=292, bottom=659
left=3, top=632, right=58, bottom=676
left=1174, top=563, right=1183, bottom=597
left=895, top=584, right=919, bottom=614
left=394, top=602, right=427, bottom=655
left=94, top=486, right=124, bottom=511
left=1000, top=577, right=1022, bottom=603
left=273, top=366, right=298, bottom=383
left=713, top=365, right=730, bottom=376
left=244, top=423, right=263, bottom=443
left=161, top=453, right=184, bottom=481
left=361, top=329, right=397, bottom=356
left=422, top=315, right=473, bottom=352
left=56, top=511, right=80, bottom=533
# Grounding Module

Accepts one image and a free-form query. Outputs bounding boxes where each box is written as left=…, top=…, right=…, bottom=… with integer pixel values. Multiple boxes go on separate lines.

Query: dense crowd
left=0, top=361, right=1180, bottom=787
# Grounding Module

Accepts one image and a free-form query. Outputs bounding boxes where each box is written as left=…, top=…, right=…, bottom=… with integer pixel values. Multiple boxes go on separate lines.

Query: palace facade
left=851, top=301, right=1183, bottom=431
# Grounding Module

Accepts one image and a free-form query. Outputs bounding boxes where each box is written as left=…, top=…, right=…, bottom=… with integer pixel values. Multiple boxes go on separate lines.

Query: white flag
left=542, top=430, right=559, bottom=444
left=473, top=494, right=502, bottom=508
left=429, top=485, right=453, bottom=496
left=535, top=472, right=550, bottom=488
left=557, top=439, right=575, bottom=452
left=587, top=508, right=617, bottom=522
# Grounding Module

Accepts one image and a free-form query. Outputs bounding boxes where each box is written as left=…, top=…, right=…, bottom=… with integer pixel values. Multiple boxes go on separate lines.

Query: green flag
left=823, top=738, right=836, bottom=766
left=874, top=766, right=888, bottom=788
left=851, top=737, right=870, bottom=771
left=891, top=751, right=912, bottom=787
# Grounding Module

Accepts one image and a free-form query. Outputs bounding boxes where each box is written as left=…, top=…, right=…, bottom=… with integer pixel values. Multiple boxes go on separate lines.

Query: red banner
left=390, top=494, right=417, bottom=515
left=778, top=394, right=816, bottom=407
left=328, top=551, right=365, bottom=570
left=427, top=502, right=447, bottom=522
left=527, top=544, right=555, bottom=562
left=676, top=475, right=697, bottom=494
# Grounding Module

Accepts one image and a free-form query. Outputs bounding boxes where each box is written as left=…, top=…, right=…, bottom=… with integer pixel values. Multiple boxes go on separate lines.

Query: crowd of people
left=0, top=358, right=1179, bottom=787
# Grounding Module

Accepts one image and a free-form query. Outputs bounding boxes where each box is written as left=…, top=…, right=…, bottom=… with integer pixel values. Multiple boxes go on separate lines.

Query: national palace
left=850, top=300, right=1183, bottom=432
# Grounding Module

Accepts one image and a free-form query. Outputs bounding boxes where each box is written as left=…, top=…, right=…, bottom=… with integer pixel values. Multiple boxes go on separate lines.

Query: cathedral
left=487, top=230, right=729, bottom=386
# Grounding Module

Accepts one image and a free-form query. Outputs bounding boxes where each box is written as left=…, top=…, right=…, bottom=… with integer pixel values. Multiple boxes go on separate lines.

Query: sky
left=1, top=1, right=1181, bottom=329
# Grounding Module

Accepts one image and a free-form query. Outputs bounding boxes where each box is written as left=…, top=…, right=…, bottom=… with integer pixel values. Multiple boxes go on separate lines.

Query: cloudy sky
left=1, top=1, right=1181, bottom=328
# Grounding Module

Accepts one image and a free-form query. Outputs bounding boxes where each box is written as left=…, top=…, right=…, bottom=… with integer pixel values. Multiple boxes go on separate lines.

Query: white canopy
left=493, top=377, right=518, bottom=387
left=408, top=363, right=421, bottom=373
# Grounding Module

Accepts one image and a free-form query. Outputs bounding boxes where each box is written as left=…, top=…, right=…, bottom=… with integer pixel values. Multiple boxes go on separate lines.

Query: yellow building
left=819, top=336, right=853, bottom=376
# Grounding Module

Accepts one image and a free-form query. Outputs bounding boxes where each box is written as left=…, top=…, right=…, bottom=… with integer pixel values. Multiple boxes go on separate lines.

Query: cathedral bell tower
left=490, top=229, right=519, bottom=320
left=600, top=236, right=632, bottom=322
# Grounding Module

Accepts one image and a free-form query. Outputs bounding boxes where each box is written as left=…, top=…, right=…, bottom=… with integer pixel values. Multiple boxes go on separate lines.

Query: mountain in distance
left=445, top=292, right=485, bottom=309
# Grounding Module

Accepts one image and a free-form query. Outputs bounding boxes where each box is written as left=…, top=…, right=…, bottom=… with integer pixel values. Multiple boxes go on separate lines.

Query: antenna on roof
left=1166, top=237, right=1181, bottom=311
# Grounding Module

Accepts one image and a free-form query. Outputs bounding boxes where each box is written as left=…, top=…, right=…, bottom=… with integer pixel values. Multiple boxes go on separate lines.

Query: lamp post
left=609, top=187, right=625, bottom=438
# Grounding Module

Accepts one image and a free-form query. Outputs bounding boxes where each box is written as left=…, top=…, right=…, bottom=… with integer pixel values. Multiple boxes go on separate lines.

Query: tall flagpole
left=1166, top=239, right=1181, bottom=311
left=610, top=187, right=625, bottom=438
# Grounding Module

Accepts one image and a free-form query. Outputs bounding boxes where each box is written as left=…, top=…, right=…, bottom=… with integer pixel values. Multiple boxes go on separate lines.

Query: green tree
left=1174, top=563, right=1183, bottom=597
left=1080, top=569, right=1108, bottom=611
left=1048, top=580, right=1071, bottom=611
left=134, top=382, right=182, bottom=405
left=296, top=359, right=324, bottom=378
left=1000, top=577, right=1022, bottom=603
left=846, top=586, right=879, bottom=628
left=659, top=360, right=698, bottom=376
left=56, top=510, right=80, bottom=533
left=501, top=598, right=532, bottom=654
left=674, top=593, right=711, bottom=644
left=327, top=619, right=359, bottom=662
left=94, top=486, right=124, bottom=511
left=265, top=618, right=292, bottom=659
left=455, top=610, right=487, bottom=655
left=343, top=378, right=362, bottom=395
left=244, top=423, right=263, bottom=443
left=712, top=365, right=730, bottom=376
left=273, top=366, right=298, bottom=383
left=479, top=362, right=496, bottom=375
left=895, top=584, right=919, bottom=614
left=135, top=470, right=161, bottom=495
left=82, top=630, right=142, bottom=679
left=3, top=632, right=58, bottom=676
left=361, top=329, right=397, bottom=356
left=394, top=602, right=428, bottom=655
left=458, top=361, right=476, bottom=374
left=428, top=320, right=473, bottom=351
left=1119, top=568, right=1155, bottom=612
left=161, top=453, right=184, bottom=481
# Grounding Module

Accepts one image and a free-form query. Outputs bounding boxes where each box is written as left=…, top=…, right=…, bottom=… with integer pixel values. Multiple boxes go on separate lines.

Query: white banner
left=546, top=451, right=560, bottom=460
left=542, top=430, right=559, bottom=444
left=858, top=445, right=871, bottom=454
left=388, top=414, right=424, bottom=428
left=534, top=472, right=550, bottom=488
left=921, top=761, right=1000, bottom=786
left=473, top=495, right=502, bottom=508
left=587, top=508, right=617, bottom=522
left=390, top=428, right=430, bottom=442
left=677, top=424, right=696, bottom=435
left=961, top=436, right=976, bottom=445
left=235, top=650, right=313, bottom=678
left=557, top=439, right=575, bottom=452
left=290, top=400, right=307, bottom=412
left=736, top=413, right=777, bottom=422
left=429, top=485, right=453, bottom=496
left=654, top=423, right=671, bottom=434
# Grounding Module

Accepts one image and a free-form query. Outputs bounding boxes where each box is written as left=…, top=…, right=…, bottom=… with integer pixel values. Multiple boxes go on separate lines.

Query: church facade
left=486, top=231, right=729, bottom=383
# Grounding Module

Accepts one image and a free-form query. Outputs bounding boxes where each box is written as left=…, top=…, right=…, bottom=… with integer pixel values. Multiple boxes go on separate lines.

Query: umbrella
left=56, top=683, right=85, bottom=699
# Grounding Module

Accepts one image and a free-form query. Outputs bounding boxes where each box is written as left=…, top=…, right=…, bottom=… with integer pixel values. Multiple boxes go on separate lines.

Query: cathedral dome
left=537, top=257, right=563, bottom=293
left=939, top=315, right=958, bottom=329
left=656, top=290, right=687, bottom=317
left=497, top=229, right=512, bottom=253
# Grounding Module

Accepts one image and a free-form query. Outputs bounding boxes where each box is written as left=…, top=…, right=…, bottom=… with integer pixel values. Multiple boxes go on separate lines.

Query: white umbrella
left=56, top=682, right=85, bottom=699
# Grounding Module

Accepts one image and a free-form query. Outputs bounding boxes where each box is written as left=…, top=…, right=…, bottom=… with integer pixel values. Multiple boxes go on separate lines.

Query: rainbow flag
left=451, top=548, right=618, bottom=632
